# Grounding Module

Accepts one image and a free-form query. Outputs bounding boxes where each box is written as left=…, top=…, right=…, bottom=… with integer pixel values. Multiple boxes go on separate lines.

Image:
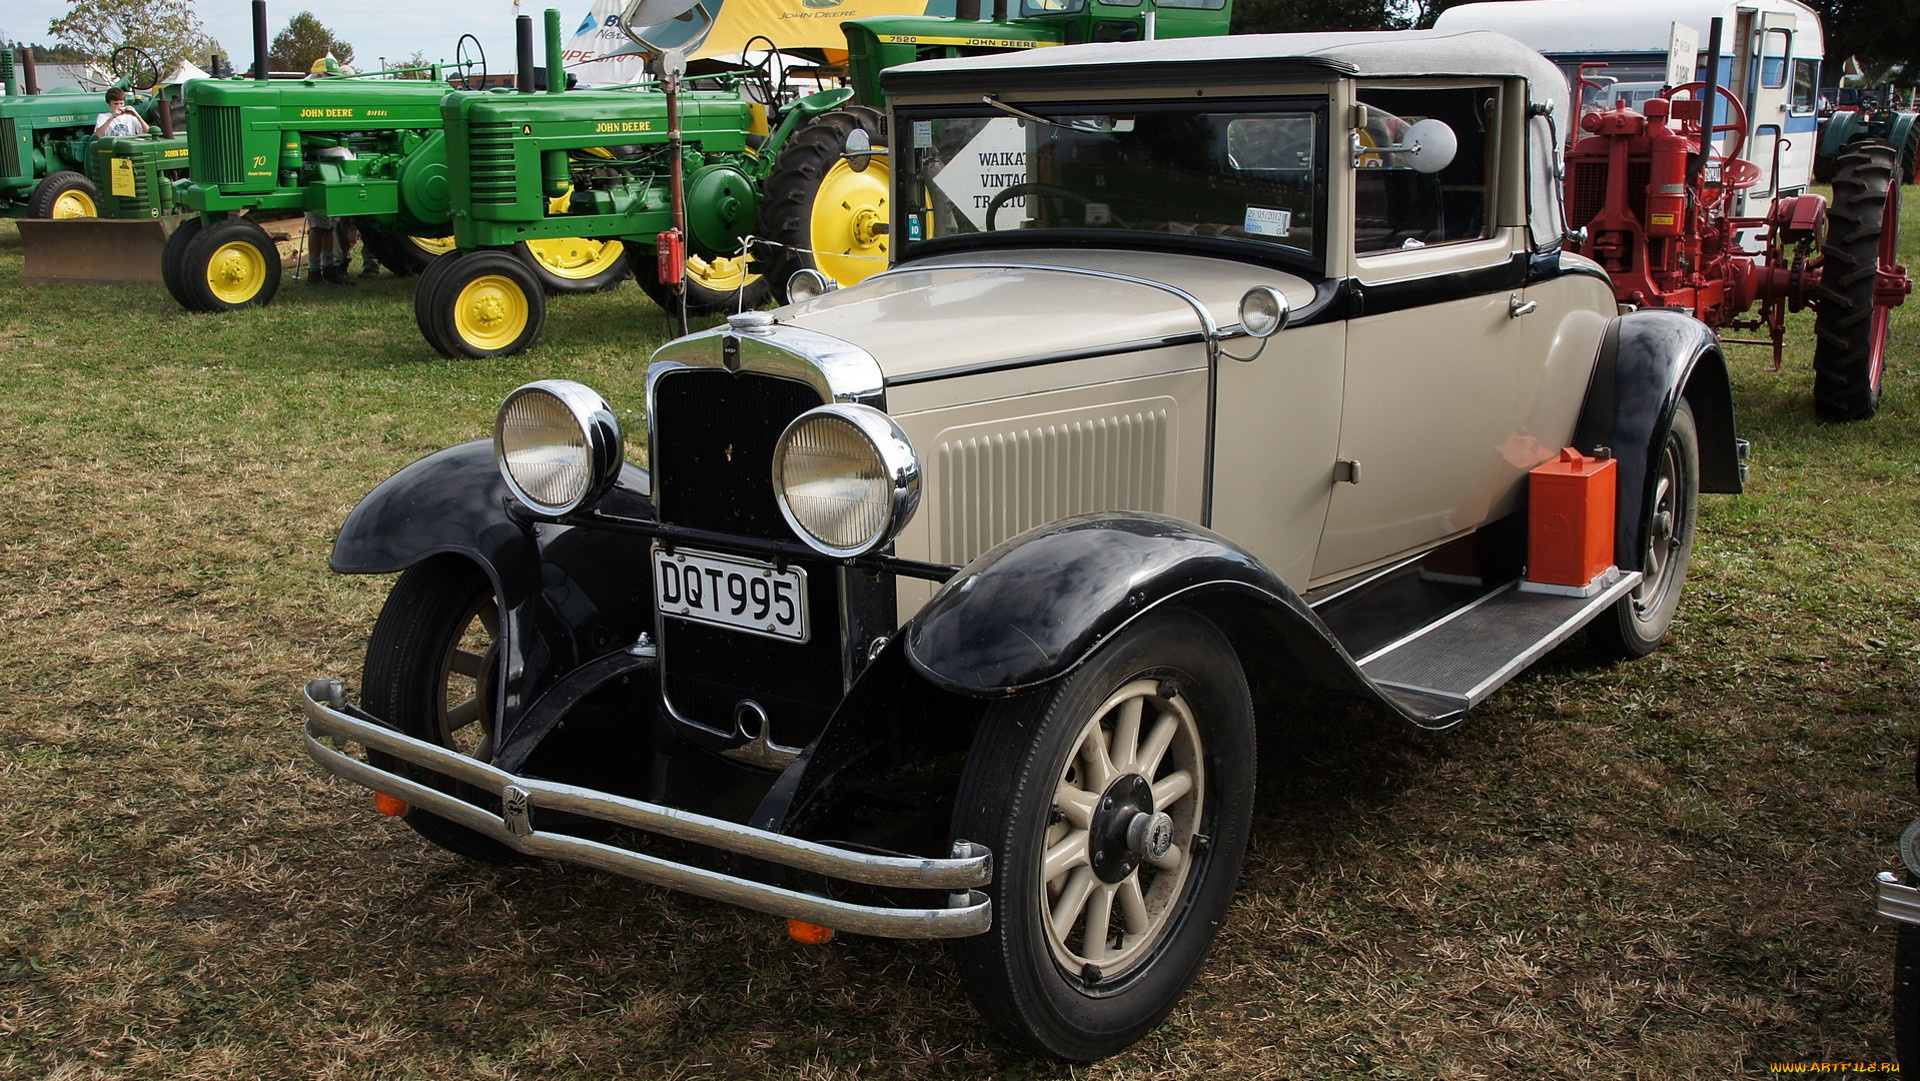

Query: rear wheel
left=181, top=217, right=281, bottom=311
left=950, top=608, right=1254, bottom=1060
left=361, top=224, right=449, bottom=277
left=360, top=560, right=517, bottom=863
left=161, top=216, right=206, bottom=308
left=1592, top=398, right=1698, bottom=659
left=628, top=243, right=770, bottom=315
left=28, top=171, right=99, bottom=219
left=422, top=250, right=546, bottom=358
left=516, top=236, right=629, bottom=294
left=1813, top=141, right=1901, bottom=421
left=761, top=109, right=890, bottom=298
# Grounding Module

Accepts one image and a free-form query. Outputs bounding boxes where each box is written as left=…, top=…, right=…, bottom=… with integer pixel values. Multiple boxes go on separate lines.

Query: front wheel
left=419, top=250, right=546, bottom=358
left=181, top=217, right=282, bottom=311
left=360, top=560, right=517, bottom=863
left=1813, top=141, right=1902, bottom=421
left=28, top=171, right=99, bottom=219
left=1592, top=398, right=1699, bottom=658
left=950, top=607, right=1254, bottom=1060
left=161, top=216, right=206, bottom=308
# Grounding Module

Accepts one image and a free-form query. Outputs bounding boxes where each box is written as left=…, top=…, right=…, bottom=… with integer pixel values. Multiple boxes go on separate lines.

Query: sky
left=3, top=1, right=572, bottom=73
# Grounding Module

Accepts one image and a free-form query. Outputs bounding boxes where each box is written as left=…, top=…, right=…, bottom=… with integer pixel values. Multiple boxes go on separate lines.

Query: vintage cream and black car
left=302, top=31, right=1747, bottom=1060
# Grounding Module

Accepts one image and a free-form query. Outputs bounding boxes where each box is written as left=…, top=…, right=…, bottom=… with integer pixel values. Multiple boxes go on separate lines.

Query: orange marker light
left=374, top=792, right=409, bottom=817
left=787, top=919, right=835, bottom=945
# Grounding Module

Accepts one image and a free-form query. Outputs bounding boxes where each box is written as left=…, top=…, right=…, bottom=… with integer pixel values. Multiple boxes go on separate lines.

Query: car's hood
left=775, top=249, right=1318, bottom=383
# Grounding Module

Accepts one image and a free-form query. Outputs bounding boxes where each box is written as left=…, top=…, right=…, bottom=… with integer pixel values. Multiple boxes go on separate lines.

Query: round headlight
left=494, top=380, right=623, bottom=517
left=772, top=404, right=920, bottom=557
left=1238, top=286, right=1290, bottom=339
left=786, top=267, right=838, bottom=303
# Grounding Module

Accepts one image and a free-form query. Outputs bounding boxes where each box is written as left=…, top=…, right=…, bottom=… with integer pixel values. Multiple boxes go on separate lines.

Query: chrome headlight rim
left=494, top=379, right=624, bottom=518
left=772, top=403, right=920, bottom=558
left=786, top=267, right=839, bottom=303
left=1238, top=285, right=1290, bottom=339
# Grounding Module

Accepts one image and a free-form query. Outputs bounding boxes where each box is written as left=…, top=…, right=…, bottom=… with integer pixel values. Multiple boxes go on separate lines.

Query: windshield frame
left=892, top=94, right=1332, bottom=276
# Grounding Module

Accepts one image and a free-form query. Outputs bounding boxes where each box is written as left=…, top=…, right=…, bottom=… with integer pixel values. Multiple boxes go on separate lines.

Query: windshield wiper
left=981, top=95, right=1118, bottom=134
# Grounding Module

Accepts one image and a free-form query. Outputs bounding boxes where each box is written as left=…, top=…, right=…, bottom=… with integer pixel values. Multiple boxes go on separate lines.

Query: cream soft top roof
left=883, top=29, right=1570, bottom=119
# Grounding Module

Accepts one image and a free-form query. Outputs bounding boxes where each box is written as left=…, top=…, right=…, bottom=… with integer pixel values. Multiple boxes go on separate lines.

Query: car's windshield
left=894, top=97, right=1329, bottom=269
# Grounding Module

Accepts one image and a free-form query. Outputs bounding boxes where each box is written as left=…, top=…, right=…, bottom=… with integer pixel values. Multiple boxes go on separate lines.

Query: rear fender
left=332, top=439, right=657, bottom=767
left=1572, top=309, right=1742, bottom=574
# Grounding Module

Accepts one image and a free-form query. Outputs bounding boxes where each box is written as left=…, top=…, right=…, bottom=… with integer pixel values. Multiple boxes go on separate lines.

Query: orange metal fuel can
left=1527, top=447, right=1616, bottom=588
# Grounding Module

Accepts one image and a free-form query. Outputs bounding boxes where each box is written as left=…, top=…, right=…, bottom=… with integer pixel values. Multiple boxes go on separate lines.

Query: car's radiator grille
left=192, top=105, right=243, bottom=185
left=0, top=118, right=20, bottom=178
left=932, top=405, right=1171, bottom=565
left=466, top=121, right=519, bottom=205
left=651, top=368, right=844, bottom=750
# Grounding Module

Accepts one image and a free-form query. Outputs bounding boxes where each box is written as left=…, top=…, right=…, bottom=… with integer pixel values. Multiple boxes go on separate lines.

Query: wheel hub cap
left=475, top=296, right=506, bottom=327
left=1089, top=774, right=1155, bottom=884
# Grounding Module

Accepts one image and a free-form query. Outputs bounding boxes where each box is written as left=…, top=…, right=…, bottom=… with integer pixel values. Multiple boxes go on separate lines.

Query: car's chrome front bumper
left=300, top=679, right=993, bottom=939
left=1878, top=872, right=1920, bottom=928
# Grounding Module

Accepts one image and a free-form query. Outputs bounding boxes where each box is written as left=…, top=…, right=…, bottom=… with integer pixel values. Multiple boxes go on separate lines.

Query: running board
left=1353, top=573, right=1641, bottom=716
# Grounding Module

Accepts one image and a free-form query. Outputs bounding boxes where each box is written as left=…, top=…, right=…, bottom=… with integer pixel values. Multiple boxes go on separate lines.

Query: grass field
left=1, top=195, right=1916, bottom=1080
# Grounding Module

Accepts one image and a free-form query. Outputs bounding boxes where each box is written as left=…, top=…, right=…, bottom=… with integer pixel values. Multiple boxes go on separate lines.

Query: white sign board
left=930, top=118, right=1031, bottom=231
left=1666, top=21, right=1700, bottom=88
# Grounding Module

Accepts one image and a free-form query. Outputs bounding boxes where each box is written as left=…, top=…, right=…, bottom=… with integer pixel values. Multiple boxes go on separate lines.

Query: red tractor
left=1565, top=71, right=1910, bottom=420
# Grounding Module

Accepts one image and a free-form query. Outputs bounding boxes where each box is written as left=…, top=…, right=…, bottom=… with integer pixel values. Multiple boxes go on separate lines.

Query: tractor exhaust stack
left=253, top=0, right=269, bottom=81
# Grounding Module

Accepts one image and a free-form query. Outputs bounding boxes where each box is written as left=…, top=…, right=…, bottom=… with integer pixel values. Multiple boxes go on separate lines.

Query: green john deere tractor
left=164, top=3, right=627, bottom=312
left=415, top=7, right=874, bottom=356
left=0, top=45, right=181, bottom=219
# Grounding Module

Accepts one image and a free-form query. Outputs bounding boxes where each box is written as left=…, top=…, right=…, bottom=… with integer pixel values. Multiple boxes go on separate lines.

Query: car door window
left=1353, top=86, right=1497, bottom=253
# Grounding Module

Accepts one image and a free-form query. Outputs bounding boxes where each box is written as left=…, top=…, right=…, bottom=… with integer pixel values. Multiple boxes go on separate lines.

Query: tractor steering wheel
left=109, top=46, right=162, bottom=92
left=985, top=182, right=1130, bottom=231
left=451, top=33, right=488, bottom=90
left=1665, top=81, right=1749, bottom=164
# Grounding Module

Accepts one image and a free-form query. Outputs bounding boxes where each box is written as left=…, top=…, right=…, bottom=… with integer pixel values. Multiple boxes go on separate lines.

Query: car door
left=1314, top=82, right=1567, bottom=581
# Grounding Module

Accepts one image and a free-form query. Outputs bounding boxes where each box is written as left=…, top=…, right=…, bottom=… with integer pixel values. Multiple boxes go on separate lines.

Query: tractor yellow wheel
left=422, top=251, right=546, bottom=358
left=28, top=171, right=100, bottom=219
left=516, top=237, right=629, bottom=294
left=52, top=188, right=98, bottom=218
left=807, top=156, right=890, bottom=287
left=630, top=246, right=770, bottom=315
left=181, top=218, right=282, bottom=311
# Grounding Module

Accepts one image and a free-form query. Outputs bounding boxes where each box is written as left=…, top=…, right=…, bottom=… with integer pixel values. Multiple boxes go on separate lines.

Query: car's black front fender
left=900, top=512, right=1375, bottom=701
left=331, top=439, right=658, bottom=769
left=1574, top=309, right=1744, bottom=573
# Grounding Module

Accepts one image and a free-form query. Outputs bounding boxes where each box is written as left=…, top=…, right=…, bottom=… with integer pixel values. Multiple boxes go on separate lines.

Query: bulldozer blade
left=18, top=217, right=172, bottom=285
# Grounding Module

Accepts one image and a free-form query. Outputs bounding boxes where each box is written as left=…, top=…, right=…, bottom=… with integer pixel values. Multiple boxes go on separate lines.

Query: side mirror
left=1350, top=117, right=1458, bottom=174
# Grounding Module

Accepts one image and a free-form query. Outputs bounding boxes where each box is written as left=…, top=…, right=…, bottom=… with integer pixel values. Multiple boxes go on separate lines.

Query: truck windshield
left=894, top=97, right=1328, bottom=269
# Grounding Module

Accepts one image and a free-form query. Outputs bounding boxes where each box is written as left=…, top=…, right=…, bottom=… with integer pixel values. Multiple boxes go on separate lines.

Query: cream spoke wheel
left=951, top=607, right=1253, bottom=1060
left=1040, top=677, right=1205, bottom=979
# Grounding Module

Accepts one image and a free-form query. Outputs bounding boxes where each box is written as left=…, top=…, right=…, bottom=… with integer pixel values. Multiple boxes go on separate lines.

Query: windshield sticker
left=1243, top=206, right=1292, bottom=237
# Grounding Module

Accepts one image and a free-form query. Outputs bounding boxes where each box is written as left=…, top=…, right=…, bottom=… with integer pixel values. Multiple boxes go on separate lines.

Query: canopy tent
left=561, top=0, right=956, bottom=83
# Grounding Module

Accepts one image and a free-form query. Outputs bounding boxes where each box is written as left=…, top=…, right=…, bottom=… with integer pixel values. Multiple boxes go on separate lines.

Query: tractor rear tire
left=28, top=171, right=99, bottom=219
left=1812, top=141, right=1901, bottom=421
left=361, top=224, right=447, bottom=277
left=161, top=216, right=205, bottom=308
left=1901, top=124, right=1920, bottom=186
left=421, top=250, right=546, bottom=359
left=760, top=109, right=890, bottom=299
left=181, top=217, right=281, bottom=311
left=628, top=244, right=771, bottom=316
left=515, top=237, right=629, bottom=295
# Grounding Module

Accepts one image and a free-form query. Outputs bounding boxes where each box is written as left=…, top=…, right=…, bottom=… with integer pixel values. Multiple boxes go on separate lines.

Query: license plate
left=652, top=545, right=809, bottom=642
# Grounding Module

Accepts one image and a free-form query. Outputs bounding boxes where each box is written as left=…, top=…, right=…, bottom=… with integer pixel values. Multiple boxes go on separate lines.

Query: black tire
left=412, top=249, right=461, bottom=349
left=760, top=109, right=890, bottom=298
left=180, top=217, right=282, bottom=311
left=1900, top=124, right=1920, bottom=186
left=1592, top=398, right=1699, bottom=659
left=360, top=560, right=517, bottom=863
left=27, top=171, right=99, bottom=219
left=628, top=242, right=772, bottom=316
left=422, top=250, right=546, bottom=359
left=1900, top=889, right=1920, bottom=1068
left=161, top=216, right=206, bottom=308
left=514, top=237, right=630, bottom=295
left=361, top=224, right=445, bottom=277
left=950, top=607, right=1255, bottom=1060
left=1813, top=141, right=1901, bottom=421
